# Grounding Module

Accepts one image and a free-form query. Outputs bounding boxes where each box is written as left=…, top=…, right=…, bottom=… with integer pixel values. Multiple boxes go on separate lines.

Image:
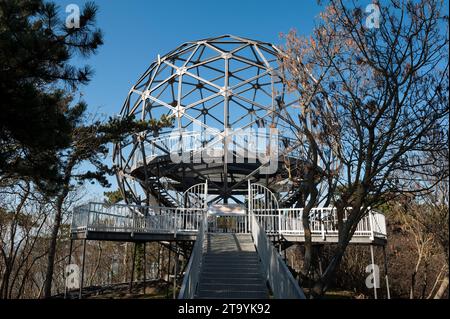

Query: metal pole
left=143, top=242, right=147, bottom=295
left=383, top=245, right=391, bottom=299
left=129, top=242, right=137, bottom=293
left=248, top=180, right=252, bottom=232
left=173, top=244, right=178, bottom=299
left=79, top=239, right=87, bottom=299
left=223, top=56, right=230, bottom=205
left=370, top=244, right=377, bottom=299
left=368, top=210, right=375, bottom=241
left=278, top=205, right=282, bottom=239
left=204, top=180, right=208, bottom=209
left=166, top=243, right=172, bottom=298
left=64, top=239, right=74, bottom=299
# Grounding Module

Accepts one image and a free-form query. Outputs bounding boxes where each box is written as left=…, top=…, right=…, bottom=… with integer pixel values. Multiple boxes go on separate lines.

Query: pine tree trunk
left=43, top=199, right=63, bottom=298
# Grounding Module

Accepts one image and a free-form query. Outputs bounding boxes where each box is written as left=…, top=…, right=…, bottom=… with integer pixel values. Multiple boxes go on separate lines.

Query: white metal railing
left=71, top=202, right=205, bottom=236
left=207, top=214, right=249, bottom=233
left=251, top=207, right=387, bottom=240
left=178, top=213, right=207, bottom=299
left=250, top=211, right=306, bottom=299
left=183, top=182, right=208, bottom=209
left=71, top=203, right=387, bottom=241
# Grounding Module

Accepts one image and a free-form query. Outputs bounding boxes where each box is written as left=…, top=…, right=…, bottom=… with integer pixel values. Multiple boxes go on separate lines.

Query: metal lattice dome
left=113, top=35, right=302, bottom=206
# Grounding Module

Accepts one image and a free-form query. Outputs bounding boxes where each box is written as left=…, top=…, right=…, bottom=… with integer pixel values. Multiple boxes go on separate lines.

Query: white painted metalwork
left=249, top=182, right=280, bottom=234
left=183, top=181, right=208, bottom=209
left=71, top=203, right=387, bottom=242
left=249, top=183, right=279, bottom=212
left=249, top=210, right=306, bottom=299
left=178, top=213, right=207, bottom=299
left=112, top=35, right=303, bottom=207
left=71, top=202, right=205, bottom=236
left=207, top=214, right=249, bottom=233
left=71, top=179, right=386, bottom=242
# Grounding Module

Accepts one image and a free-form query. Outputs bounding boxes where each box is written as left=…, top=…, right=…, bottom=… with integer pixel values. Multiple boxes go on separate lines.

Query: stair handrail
left=178, top=210, right=207, bottom=299
left=249, top=210, right=306, bottom=299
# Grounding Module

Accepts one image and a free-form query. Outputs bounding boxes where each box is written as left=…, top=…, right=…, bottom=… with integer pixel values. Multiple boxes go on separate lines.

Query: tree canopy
left=0, top=0, right=102, bottom=191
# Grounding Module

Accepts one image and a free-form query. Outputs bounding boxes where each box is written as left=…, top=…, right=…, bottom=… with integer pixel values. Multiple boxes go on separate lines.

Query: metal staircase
left=279, top=187, right=302, bottom=208
left=148, top=177, right=180, bottom=208
left=178, top=201, right=306, bottom=299
left=196, top=233, right=269, bottom=299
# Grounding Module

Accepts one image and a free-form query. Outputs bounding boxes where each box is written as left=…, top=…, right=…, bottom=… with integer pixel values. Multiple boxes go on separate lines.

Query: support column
left=370, top=244, right=377, bottom=299
left=79, top=239, right=87, bottom=299
left=143, top=242, right=147, bottom=295
left=173, top=244, right=178, bottom=299
left=383, top=245, right=391, bottom=299
left=166, top=243, right=172, bottom=298
left=129, top=242, right=137, bottom=293
left=64, top=239, right=74, bottom=299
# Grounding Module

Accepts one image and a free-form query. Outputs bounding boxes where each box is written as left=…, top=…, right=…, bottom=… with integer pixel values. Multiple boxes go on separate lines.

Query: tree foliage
left=0, top=0, right=102, bottom=191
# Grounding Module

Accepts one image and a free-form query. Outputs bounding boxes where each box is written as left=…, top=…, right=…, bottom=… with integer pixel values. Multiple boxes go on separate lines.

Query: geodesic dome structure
left=112, top=35, right=303, bottom=207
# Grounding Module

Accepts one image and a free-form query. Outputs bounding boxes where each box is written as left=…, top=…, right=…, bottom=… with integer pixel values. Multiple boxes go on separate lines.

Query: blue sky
left=55, top=0, right=327, bottom=199
left=53, top=0, right=448, bottom=200
left=61, top=0, right=325, bottom=117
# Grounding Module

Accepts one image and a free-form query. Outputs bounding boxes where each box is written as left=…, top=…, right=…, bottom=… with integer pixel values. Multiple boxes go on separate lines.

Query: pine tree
left=0, top=0, right=102, bottom=191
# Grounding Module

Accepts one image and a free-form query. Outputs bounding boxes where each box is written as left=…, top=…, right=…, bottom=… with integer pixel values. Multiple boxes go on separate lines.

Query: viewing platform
left=71, top=202, right=387, bottom=246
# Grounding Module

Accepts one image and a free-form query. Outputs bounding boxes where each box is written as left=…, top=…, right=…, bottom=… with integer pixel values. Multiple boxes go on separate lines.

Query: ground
left=55, top=280, right=178, bottom=299
left=56, top=281, right=365, bottom=299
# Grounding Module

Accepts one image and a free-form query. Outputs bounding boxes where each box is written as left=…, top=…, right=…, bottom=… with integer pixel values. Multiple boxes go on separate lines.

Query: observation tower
left=112, top=34, right=302, bottom=207
left=69, top=35, right=388, bottom=300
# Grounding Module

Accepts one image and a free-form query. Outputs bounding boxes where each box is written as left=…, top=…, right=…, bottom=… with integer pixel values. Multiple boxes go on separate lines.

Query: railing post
left=87, top=203, right=92, bottom=231
left=174, top=209, right=177, bottom=239
left=248, top=180, right=252, bottom=232
left=321, top=209, right=325, bottom=240
left=368, top=208, right=374, bottom=241
left=278, top=208, right=282, bottom=236
left=204, top=180, right=208, bottom=233
left=245, top=209, right=248, bottom=233
left=204, top=180, right=208, bottom=209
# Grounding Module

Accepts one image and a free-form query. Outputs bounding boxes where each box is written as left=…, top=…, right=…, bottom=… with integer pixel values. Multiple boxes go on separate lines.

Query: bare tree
left=280, top=0, right=448, bottom=297
left=0, top=181, right=50, bottom=298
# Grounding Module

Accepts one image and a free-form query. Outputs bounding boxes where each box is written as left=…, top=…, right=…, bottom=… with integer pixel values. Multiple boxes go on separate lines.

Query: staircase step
left=194, top=233, right=269, bottom=299
left=196, top=290, right=268, bottom=299
left=200, top=266, right=263, bottom=274
left=204, top=252, right=259, bottom=257
left=199, top=277, right=265, bottom=285
left=204, top=256, right=258, bottom=261
left=199, top=282, right=267, bottom=291
left=200, top=271, right=264, bottom=278
left=200, top=272, right=262, bottom=278
left=202, top=262, right=260, bottom=268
